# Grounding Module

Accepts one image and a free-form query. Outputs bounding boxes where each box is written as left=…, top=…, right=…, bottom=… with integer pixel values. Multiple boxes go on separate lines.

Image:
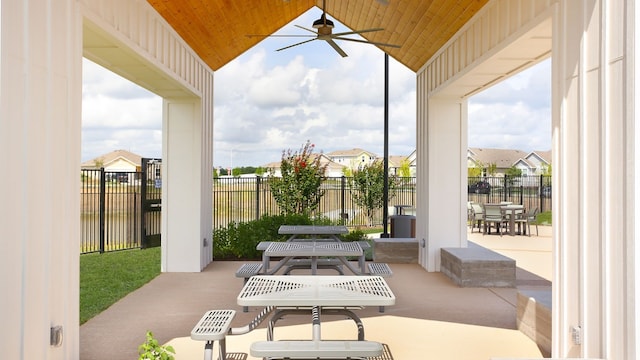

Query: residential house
left=81, top=149, right=143, bottom=183
left=81, top=149, right=142, bottom=171
left=406, top=150, right=417, bottom=176
left=467, top=147, right=551, bottom=176
left=263, top=153, right=347, bottom=178
left=385, top=155, right=411, bottom=176
left=326, top=148, right=378, bottom=170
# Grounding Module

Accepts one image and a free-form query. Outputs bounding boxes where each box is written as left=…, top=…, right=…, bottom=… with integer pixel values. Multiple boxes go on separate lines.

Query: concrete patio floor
left=79, top=226, right=552, bottom=360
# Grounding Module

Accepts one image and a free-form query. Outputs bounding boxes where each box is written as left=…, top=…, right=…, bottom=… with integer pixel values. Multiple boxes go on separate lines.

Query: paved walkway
left=79, top=226, right=552, bottom=360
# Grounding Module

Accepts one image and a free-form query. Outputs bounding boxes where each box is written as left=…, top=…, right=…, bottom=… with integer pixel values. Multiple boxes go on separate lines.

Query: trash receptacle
left=390, top=215, right=416, bottom=238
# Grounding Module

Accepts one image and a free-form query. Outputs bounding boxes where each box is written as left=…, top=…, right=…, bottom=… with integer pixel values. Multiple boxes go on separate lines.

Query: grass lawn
left=537, top=211, right=552, bottom=225
left=80, top=247, right=161, bottom=324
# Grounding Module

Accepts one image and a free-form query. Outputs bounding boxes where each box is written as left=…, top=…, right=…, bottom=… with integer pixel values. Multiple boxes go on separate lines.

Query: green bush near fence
left=212, top=214, right=369, bottom=260
left=212, top=214, right=325, bottom=260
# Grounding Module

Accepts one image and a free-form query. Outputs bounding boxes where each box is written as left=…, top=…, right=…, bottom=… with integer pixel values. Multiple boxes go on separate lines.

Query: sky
left=81, top=8, right=551, bottom=167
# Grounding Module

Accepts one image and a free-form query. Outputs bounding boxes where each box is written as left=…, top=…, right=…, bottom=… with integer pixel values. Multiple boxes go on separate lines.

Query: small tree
left=269, top=141, right=328, bottom=216
left=397, top=159, right=412, bottom=178
left=486, top=162, right=498, bottom=176
left=505, top=165, right=522, bottom=177
left=351, top=161, right=397, bottom=227
left=468, top=166, right=482, bottom=178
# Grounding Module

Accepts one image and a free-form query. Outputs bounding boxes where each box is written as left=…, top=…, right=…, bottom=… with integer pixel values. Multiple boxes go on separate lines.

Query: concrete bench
left=440, top=242, right=516, bottom=287
left=191, top=309, right=236, bottom=360
left=250, top=340, right=383, bottom=359
left=517, top=289, right=552, bottom=357
left=373, top=238, right=418, bottom=263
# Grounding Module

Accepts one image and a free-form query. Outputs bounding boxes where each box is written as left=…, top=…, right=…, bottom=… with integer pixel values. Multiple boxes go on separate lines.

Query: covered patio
left=2, top=0, right=637, bottom=359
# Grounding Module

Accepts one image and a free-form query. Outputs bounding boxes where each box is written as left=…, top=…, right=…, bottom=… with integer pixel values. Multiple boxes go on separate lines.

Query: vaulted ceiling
left=146, top=0, right=490, bottom=72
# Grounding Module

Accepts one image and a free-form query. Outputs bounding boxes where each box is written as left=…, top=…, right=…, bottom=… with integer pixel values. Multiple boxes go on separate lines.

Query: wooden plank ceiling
left=146, top=0, right=489, bottom=72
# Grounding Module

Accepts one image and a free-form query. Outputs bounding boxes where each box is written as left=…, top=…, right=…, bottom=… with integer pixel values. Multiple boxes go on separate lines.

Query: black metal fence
left=467, top=175, right=552, bottom=213
left=81, top=172, right=551, bottom=253
left=81, top=169, right=141, bottom=253
left=211, top=176, right=417, bottom=229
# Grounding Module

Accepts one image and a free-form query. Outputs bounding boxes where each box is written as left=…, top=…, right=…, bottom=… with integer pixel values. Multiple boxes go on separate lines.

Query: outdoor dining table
left=261, top=241, right=366, bottom=275
left=237, top=275, right=396, bottom=341
left=278, top=225, right=348, bottom=242
left=501, top=204, right=525, bottom=236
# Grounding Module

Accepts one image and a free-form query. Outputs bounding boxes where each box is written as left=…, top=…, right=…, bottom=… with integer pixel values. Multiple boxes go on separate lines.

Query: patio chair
left=515, top=207, right=539, bottom=236
left=482, top=204, right=507, bottom=235
left=469, top=203, right=484, bottom=233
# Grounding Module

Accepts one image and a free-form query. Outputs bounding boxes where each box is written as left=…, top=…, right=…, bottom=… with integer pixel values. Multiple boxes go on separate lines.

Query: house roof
left=81, top=149, right=142, bottom=169
left=386, top=155, right=408, bottom=167
left=528, top=150, right=552, bottom=164
left=468, top=147, right=552, bottom=170
left=326, top=148, right=378, bottom=158
left=468, top=147, right=530, bottom=169
left=145, top=0, right=490, bottom=73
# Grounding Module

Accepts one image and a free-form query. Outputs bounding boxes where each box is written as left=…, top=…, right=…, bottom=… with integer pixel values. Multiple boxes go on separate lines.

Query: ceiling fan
left=247, top=0, right=400, bottom=57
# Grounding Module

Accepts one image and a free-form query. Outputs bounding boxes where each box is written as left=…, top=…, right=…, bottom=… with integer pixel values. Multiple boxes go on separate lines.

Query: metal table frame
left=261, top=241, right=365, bottom=275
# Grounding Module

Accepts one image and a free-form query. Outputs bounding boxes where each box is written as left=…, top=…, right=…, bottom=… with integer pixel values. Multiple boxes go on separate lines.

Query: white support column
left=0, top=1, right=81, bottom=359
left=162, top=98, right=212, bottom=272
left=633, top=3, right=640, bottom=359
left=553, top=1, right=637, bottom=358
left=416, top=90, right=468, bottom=271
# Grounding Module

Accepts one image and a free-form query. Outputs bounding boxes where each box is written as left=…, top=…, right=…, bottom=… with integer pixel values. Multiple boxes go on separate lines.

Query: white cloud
left=468, top=58, right=551, bottom=152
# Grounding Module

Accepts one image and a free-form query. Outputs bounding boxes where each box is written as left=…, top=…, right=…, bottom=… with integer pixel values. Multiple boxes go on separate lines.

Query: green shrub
left=339, top=229, right=367, bottom=242
left=138, top=331, right=175, bottom=360
left=211, top=214, right=376, bottom=260
left=213, top=214, right=327, bottom=260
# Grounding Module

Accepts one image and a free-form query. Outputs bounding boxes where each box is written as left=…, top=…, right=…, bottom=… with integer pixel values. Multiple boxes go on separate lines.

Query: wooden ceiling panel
left=146, top=0, right=490, bottom=72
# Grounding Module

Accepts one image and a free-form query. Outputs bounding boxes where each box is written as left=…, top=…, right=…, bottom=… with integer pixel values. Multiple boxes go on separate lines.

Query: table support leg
left=204, top=341, right=212, bottom=360
left=312, top=306, right=321, bottom=341
left=266, top=307, right=365, bottom=341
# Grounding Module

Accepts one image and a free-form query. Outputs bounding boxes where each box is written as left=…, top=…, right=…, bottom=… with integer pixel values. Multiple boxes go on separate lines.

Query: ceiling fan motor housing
left=313, top=14, right=334, bottom=29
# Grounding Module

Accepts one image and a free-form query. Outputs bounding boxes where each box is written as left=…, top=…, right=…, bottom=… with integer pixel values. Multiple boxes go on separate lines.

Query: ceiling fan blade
left=246, top=34, right=316, bottom=38
left=333, top=36, right=401, bottom=48
left=276, top=38, right=317, bottom=52
left=332, top=28, right=384, bottom=37
left=325, top=39, right=348, bottom=57
left=294, top=24, right=318, bottom=34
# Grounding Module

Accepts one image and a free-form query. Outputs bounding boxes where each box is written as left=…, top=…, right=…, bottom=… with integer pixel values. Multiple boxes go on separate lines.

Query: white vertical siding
left=553, top=1, right=637, bottom=358
left=419, top=0, right=556, bottom=95
left=0, top=1, right=81, bottom=359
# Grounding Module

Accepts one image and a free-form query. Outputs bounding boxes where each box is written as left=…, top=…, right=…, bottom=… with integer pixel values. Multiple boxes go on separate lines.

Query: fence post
left=503, top=175, right=508, bottom=202
left=255, top=176, right=261, bottom=221
left=519, top=176, right=524, bottom=205
left=99, top=168, right=106, bottom=254
left=340, top=176, right=346, bottom=225
left=539, top=174, right=544, bottom=212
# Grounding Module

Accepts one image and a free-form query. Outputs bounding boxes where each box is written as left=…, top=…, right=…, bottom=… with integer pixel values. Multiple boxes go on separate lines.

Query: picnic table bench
left=250, top=339, right=383, bottom=359
left=239, top=275, right=395, bottom=360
